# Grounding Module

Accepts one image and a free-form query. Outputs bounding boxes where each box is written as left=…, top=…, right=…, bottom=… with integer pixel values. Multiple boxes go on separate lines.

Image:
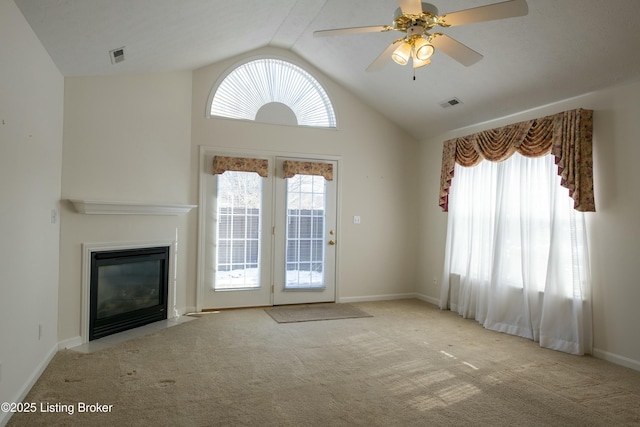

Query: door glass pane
left=285, top=175, right=326, bottom=289
left=215, top=171, right=262, bottom=290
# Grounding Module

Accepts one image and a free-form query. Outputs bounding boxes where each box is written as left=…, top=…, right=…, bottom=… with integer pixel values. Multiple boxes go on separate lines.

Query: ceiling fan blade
left=431, top=33, right=483, bottom=66
left=366, top=40, right=402, bottom=72
left=314, top=25, right=391, bottom=37
left=397, top=0, right=423, bottom=15
left=439, top=0, right=528, bottom=27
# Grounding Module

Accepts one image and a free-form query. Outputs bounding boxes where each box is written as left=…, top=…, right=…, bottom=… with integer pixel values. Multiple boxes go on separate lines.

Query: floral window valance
left=439, top=108, right=594, bottom=212
left=212, top=155, right=269, bottom=177
left=283, top=160, right=333, bottom=181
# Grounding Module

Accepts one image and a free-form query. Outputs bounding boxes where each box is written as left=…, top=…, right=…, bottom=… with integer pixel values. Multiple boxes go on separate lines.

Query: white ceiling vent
left=109, top=47, right=126, bottom=64
left=439, top=97, right=463, bottom=109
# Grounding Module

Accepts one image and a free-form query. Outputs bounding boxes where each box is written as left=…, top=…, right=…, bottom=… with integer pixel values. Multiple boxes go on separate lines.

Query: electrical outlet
left=353, top=215, right=361, bottom=224
left=51, top=209, right=57, bottom=224
left=38, top=324, right=43, bottom=340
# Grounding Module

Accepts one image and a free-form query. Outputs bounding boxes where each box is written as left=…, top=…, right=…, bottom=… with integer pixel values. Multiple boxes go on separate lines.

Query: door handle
left=328, top=240, right=336, bottom=245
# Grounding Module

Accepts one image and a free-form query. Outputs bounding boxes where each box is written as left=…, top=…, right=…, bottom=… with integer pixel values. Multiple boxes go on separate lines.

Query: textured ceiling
left=14, top=0, right=640, bottom=140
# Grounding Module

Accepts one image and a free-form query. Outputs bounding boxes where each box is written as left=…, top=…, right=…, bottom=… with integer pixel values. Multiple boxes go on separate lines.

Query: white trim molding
left=414, top=293, right=440, bottom=306
left=593, top=348, right=640, bottom=372
left=338, top=293, right=418, bottom=304
left=69, top=199, right=196, bottom=215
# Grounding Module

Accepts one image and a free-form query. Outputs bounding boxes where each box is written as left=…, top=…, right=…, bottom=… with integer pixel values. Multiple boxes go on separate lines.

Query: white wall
left=190, top=47, right=420, bottom=303
left=0, top=0, right=63, bottom=423
left=58, top=46, right=419, bottom=342
left=417, top=79, right=640, bottom=369
left=58, top=72, right=193, bottom=344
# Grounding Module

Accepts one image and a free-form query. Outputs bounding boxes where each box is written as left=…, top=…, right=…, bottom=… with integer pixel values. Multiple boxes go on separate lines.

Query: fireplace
left=89, top=246, right=169, bottom=340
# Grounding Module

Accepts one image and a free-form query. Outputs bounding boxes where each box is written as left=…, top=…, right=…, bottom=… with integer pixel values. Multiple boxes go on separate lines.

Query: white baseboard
left=338, top=293, right=440, bottom=306
left=338, top=293, right=420, bottom=303
left=414, top=293, right=440, bottom=306
left=593, top=347, right=640, bottom=372
left=180, top=306, right=196, bottom=316
left=58, top=336, right=82, bottom=350
left=0, top=343, right=58, bottom=427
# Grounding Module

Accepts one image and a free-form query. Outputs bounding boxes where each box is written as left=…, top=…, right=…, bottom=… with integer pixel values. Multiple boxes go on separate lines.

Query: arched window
left=209, top=58, right=337, bottom=128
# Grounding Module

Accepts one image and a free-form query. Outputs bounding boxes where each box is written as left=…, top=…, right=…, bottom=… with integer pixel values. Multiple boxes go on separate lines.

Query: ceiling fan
left=314, top=0, right=528, bottom=71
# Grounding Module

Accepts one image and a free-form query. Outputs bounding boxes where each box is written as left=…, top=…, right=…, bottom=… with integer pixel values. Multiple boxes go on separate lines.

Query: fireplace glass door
left=90, top=246, right=169, bottom=340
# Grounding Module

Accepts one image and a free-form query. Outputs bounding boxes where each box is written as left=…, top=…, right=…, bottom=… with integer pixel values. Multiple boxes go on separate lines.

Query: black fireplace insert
left=89, top=246, right=169, bottom=340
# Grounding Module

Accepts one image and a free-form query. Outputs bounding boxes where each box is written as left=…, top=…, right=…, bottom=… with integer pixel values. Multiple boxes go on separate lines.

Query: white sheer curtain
left=440, top=152, right=592, bottom=355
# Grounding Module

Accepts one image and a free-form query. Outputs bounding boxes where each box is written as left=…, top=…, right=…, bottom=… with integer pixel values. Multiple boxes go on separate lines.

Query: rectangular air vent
left=109, top=47, right=125, bottom=64
left=439, top=97, right=463, bottom=109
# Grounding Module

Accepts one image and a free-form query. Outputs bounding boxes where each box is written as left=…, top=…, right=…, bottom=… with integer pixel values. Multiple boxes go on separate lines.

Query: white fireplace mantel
left=69, top=199, right=197, bottom=216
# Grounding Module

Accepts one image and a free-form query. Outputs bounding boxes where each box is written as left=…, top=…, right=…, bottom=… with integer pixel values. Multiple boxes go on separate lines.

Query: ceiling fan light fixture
left=412, top=57, right=431, bottom=69
left=412, top=43, right=431, bottom=69
left=414, top=37, right=435, bottom=61
left=314, top=0, right=529, bottom=70
left=392, top=41, right=412, bottom=65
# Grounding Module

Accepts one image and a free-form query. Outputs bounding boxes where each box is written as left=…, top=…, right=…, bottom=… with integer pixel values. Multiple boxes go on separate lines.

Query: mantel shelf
left=68, top=199, right=197, bottom=216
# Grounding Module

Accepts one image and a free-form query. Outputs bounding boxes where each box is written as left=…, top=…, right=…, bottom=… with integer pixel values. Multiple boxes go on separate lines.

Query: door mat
left=264, top=303, right=373, bottom=323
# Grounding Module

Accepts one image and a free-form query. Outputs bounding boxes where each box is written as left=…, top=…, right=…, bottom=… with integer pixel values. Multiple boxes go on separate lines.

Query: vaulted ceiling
left=14, top=0, right=640, bottom=139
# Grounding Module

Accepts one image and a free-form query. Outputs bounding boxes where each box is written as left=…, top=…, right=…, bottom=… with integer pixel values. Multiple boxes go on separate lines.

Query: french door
left=273, top=157, right=336, bottom=305
left=199, top=152, right=337, bottom=309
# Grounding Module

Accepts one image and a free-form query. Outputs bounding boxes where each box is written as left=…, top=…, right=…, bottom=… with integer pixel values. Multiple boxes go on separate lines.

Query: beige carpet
left=264, top=303, right=372, bottom=323
left=7, top=299, right=640, bottom=426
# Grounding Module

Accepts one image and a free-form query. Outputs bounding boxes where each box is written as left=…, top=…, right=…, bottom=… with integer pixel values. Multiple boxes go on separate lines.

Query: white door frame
left=196, top=146, right=342, bottom=311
